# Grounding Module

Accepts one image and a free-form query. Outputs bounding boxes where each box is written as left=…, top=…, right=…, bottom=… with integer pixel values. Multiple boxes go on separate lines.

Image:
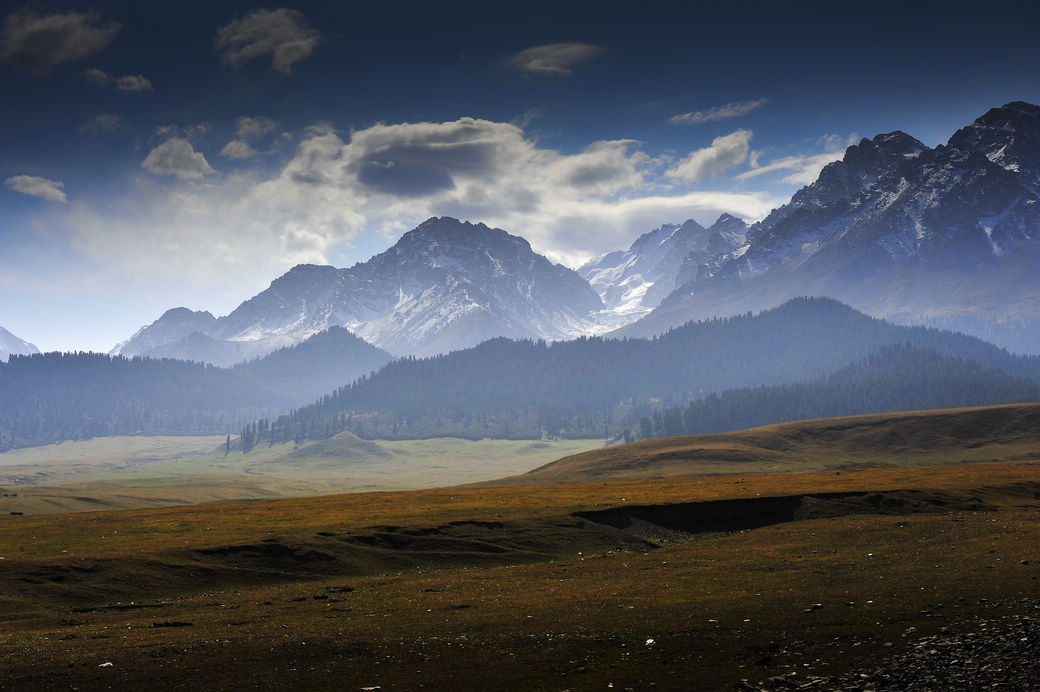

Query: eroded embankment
left=573, top=485, right=1040, bottom=547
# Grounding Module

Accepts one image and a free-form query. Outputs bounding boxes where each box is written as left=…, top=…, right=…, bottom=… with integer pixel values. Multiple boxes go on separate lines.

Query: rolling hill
left=488, top=403, right=1040, bottom=485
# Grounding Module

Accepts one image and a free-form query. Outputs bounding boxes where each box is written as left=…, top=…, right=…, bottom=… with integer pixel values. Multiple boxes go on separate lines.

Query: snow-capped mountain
left=115, top=217, right=604, bottom=361
left=579, top=215, right=747, bottom=319
left=618, top=102, right=1040, bottom=353
left=0, top=327, right=39, bottom=362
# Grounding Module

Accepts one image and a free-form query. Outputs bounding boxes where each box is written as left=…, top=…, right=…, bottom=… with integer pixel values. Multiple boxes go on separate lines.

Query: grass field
left=1, top=406, right=1039, bottom=689
left=0, top=434, right=603, bottom=515
left=492, top=404, right=1040, bottom=485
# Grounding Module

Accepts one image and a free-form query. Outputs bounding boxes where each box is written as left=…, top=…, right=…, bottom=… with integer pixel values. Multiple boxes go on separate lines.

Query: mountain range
left=114, top=217, right=603, bottom=363
left=618, top=101, right=1040, bottom=353
left=113, top=101, right=1040, bottom=362
left=0, top=327, right=38, bottom=363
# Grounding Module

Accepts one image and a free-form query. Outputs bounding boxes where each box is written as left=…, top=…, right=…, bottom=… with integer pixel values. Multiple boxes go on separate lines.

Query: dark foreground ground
left=1, top=457, right=1038, bottom=690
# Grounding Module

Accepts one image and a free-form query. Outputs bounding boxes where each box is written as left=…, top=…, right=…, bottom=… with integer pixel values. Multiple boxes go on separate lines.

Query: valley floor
left=0, top=435, right=603, bottom=515
left=1, top=458, right=1039, bottom=690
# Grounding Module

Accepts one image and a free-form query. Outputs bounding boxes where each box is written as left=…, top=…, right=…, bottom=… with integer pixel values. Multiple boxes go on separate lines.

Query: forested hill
left=258, top=298, right=1040, bottom=443
left=0, top=352, right=289, bottom=450
left=232, top=326, right=392, bottom=404
left=0, top=327, right=392, bottom=450
left=641, top=344, right=1040, bottom=439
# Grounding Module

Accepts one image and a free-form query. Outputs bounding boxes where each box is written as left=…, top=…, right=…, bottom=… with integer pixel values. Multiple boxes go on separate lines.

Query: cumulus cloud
left=220, top=139, right=260, bottom=159
left=64, top=116, right=783, bottom=297
left=80, top=113, right=125, bottom=133
left=737, top=133, right=857, bottom=185
left=666, top=130, right=752, bottom=183
left=505, top=43, right=603, bottom=76
left=221, top=116, right=282, bottom=159
left=5, top=175, right=67, bottom=202
left=0, top=9, right=120, bottom=73
left=85, top=67, right=153, bottom=92
left=215, top=8, right=321, bottom=75
left=234, top=116, right=277, bottom=140
left=142, top=138, right=217, bottom=179
left=670, top=98, right=768, bottom=125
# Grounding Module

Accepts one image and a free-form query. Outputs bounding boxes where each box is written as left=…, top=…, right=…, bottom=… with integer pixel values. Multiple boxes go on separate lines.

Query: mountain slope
left=256, top=298, right=1040, bottom=442
left=579, top=215, right=746, bottom=319
left=115, top=217, right=603, bottom=361
left=233, top=326, right=393, bottom=404
left=620, top=102, right=1040, bottom=353
left=0, top=326, right=39, bottom=363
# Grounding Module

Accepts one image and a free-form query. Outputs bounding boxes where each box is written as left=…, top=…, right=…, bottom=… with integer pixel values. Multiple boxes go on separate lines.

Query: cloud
left=221, top=116, right=281, bottom=159
left=142, top=138, right=217, bottom=179
left=736, top=133, right=857, bottom=185
left=215, top=8, right=321, bottom=75
left=5, top=175, right=67, bottom=203
left=85, top=68, right=153, bottom=92
left=234, top=116, right=277, bottom=140
left=0, top=9, right=120, bottom=73
left=80, top=113, right=125, bottom=133
left=115, top=74, right=152, bottom=93
left=505, top=43, right=603, bottom=76
left=220, top=139, right=260, bottom=160
left=154, top=123, right=210, bottom=140
left=666, top=130, right=752, bottom=183
left=669, top=98, right=769, bottom=125
left=64, top=116, right=784, bottom=299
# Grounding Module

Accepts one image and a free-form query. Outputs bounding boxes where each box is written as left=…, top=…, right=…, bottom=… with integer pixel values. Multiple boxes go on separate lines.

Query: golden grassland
left=1, top=405, right=1039, bottom=689
left=0, top=466, right=1037, bottom=686
left=493, top=403, right=1040, bottom=485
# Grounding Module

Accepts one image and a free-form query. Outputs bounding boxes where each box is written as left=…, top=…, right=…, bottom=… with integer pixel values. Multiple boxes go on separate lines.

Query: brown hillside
left=483, top=404, right=1040, bottom=486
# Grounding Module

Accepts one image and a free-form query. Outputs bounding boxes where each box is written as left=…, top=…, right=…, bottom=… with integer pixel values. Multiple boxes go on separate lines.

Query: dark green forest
left=5, top=298, right=1039, bottom=452
left=637, top=344, right=1040, bottom=439
left=0, top=352, right=284, bottom=450
left=0, top=327, right=391, bottom=450
left=249, top=298, right=1040, bottom=445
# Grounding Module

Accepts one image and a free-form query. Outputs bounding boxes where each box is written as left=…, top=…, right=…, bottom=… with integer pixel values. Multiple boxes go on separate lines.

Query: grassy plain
left=0, top=434, right=602, bottom=515
left=2, top=406, right=1039, bottom=689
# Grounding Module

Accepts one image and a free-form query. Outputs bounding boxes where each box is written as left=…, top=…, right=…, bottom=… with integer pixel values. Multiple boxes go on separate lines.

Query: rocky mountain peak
left=0, top=326, right=40, bottom=362
left=947, top=101, right=1040, bottom=178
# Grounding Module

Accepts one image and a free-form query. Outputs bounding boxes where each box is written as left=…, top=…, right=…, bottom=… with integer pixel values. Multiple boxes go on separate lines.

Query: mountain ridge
left=0, top=326, right=39, bottom=363
left=115, top=217, right=604, bottom=363
left=616, top=101, right=1040, bottom=353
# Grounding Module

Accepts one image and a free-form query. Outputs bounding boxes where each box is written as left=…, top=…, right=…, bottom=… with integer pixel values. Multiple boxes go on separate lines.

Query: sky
left=2, top=0, right=1039, bottom=352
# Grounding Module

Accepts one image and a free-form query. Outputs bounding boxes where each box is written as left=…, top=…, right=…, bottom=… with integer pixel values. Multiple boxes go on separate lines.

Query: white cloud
left=220, top=140, right=260, bottom=159
left=736, top=134, right=857, bottom=185
left=65, top=117, right=781, bottom=296
left=154, top=123, right=210, bottom=140
left=5, top=175, right=67, bottom=203
left=666, top=130, right=752, bottom=183
left=142, top=138, right=217, bottom=179
left=221, top=116, right=282, bottom=159
left=0, top=9, right=120, bottom=73
left=80, top=113, right=125, bottom=133
left=85, top=67, right=109, bottom=85
left=670, top=98, right=769, bottom=125
left=115, top=74, right=152, bottom=93
left=505, top=43, right=603, bottom=76
left=85, top=68, right=153, bottom=92
left=215, top=8, right=321, bottom=75
left=234, top=116, right=277, bottom=140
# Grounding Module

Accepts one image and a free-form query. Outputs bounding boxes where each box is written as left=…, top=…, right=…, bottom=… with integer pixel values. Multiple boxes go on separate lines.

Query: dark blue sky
left=2, top=0, right=1039, bottom=351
